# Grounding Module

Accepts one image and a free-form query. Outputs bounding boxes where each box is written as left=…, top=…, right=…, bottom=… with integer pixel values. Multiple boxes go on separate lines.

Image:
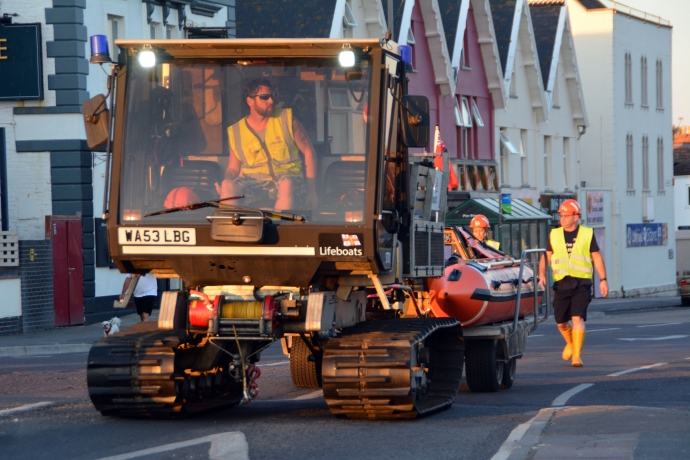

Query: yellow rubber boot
left=571, top=330, right=586, bottom=367
left=559, top=327, right=573, bottom=361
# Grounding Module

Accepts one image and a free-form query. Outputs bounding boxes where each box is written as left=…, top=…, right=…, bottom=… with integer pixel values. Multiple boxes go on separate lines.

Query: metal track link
left=87, top=322, right=242, bottom=418
left=322, top=318, right=464, bottom=419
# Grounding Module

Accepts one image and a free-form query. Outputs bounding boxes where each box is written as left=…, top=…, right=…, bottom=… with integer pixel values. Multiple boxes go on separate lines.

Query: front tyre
left=289, top=336, right=322, bottom=388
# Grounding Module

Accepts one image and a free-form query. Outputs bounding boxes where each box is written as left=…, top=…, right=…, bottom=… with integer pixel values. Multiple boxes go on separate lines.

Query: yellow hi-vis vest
left=228, top=108, right=302, bottom=182
left=550, top=226, right=594, bottom=281
left=487, top=239, right=500, bottom=250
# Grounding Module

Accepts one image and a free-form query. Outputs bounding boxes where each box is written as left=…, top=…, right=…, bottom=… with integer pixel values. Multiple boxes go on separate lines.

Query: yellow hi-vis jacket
left=550, top=226, right=594, bottom=281
left=487, top=239, right=500, bottom=250
left=228, top=108, right=302, bottom=182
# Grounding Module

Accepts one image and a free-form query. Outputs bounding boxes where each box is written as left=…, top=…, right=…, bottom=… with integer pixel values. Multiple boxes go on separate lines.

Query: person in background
left=539, top=199, right=608, bottom=367
left=469, top=214, right=500, bottom=250
left=120, top=273, right=158, bottom=322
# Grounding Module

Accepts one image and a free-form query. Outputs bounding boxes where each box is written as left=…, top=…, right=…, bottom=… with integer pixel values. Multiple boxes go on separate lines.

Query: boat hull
left=427, top=262, right=542, bottom=326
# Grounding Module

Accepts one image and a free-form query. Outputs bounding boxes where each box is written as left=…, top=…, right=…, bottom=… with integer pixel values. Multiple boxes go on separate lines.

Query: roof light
left=89, top=35, right=111, bottom=64
left=339, top=43, right=355, bottom=68
left=399, top=45, right=412, bottom=66
left=138, top=45, right=156, bottom=68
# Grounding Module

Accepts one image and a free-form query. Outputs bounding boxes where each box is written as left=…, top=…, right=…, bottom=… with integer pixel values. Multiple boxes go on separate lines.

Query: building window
left=520, top=130, right=528, bottom=186
left=407, top=28, right=416, bottom=70
left=342, top=0, right=357, bottom=38
left=107, top=15, right=122, bottom=63
left=509, top=70, right=517, bottom=98
left=543, top=136, right=552, bottom=189
left=642, top=135, right=650, bottom=193
left=656, top=59, right=664, bottom=110
left=499, top=129, right=518, bottom=185
left=460, top=29, right=470, bottom=70
left=657, top=137, right=665, bottom=193
left=641, top=56, right=648, bottom=108
left=563, top=137, right=570, bottom=189
left=626, top=133, right=634, bottom=193
left=625, top=52, right=633, bottom=106
left=150, top=22, right=159, bottom=39
left=166, top=25, right=176, bottom=39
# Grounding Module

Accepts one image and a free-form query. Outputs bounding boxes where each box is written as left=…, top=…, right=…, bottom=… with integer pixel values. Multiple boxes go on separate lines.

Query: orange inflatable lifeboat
left=426, top=227, right=543, bottom=326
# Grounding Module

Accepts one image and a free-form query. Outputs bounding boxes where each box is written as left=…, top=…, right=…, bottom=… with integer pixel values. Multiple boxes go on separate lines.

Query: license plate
left=118, top=228, right=196, bottom=245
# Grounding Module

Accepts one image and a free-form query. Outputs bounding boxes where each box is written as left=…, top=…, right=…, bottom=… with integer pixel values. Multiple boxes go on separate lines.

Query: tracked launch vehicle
left=84, top=37, right=548, bottom=420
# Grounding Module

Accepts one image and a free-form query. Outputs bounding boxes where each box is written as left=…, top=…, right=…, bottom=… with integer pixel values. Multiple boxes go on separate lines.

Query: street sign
left=501, top=193, right=512, bottom=214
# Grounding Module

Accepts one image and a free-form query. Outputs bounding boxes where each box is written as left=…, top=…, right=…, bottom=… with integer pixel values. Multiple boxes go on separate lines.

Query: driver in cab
left=221, top=79, right=317, bottom=210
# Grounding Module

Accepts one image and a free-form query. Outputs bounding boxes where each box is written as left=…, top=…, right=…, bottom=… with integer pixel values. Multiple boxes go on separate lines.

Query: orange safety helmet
left=470, top=214, right=490, bottom=229
left=164, top=187, right=200, bottom=209
left=558, top=199, right=582, bottom=216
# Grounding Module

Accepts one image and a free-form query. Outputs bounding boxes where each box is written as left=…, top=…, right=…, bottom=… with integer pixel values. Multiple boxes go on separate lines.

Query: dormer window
left=342, top=1, right=357, bottom=38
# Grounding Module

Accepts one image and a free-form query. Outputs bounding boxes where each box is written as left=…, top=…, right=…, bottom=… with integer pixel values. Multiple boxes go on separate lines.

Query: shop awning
left=446, top=198, right=551, bottom=225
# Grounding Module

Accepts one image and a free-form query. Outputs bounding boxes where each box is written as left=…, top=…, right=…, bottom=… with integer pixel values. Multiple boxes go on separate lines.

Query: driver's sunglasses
left=252, top=93, right=275, bottom=101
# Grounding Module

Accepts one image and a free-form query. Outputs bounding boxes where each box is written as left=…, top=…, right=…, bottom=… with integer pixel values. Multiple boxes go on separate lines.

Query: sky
left=613, top=0, right=690, bottom=126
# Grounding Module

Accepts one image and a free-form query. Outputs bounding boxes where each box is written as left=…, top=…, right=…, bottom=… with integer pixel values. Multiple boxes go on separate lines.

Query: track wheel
left=289, top=336, right=322, bottom=388
left=465, top=339, right=504, bottom=392
left=501, top=358, right=517, bottom=390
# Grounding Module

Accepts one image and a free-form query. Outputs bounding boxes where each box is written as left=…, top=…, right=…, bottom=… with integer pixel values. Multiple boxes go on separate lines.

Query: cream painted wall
left=568, top=0, right=675, bottom=297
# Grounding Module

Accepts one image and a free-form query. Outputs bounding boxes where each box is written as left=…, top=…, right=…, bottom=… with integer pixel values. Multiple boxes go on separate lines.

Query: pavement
left=0, top=296, right=683, bottom=358
left=0, top=309, right=158, bottom=358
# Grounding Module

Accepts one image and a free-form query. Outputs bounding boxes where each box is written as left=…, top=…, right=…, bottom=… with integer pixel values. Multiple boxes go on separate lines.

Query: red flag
left=432, top=125, right=459, bottom=190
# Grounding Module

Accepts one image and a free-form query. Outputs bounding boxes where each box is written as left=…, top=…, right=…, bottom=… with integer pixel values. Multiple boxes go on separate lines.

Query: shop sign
left=539, top=194, right=576, bottom=221
left=626, top=223, right=668, bottom=247
left=586, top=191, right=604, bottom=225
left=0, top=21, right=43, bottom=100
left=501, top=193, right=512, bottom=214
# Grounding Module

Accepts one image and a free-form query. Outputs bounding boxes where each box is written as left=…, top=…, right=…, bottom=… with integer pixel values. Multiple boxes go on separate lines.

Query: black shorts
left=553, top=282, right=592, bottom=324
left=134, top=295, right=156, bottom=316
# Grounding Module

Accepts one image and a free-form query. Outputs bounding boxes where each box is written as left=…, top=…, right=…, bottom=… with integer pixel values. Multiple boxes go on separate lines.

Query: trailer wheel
left=289, top=336, right=322, bottom=388
left=501, top=358, right=517, bottom=389
left=465, top=339, right=504, bottom=392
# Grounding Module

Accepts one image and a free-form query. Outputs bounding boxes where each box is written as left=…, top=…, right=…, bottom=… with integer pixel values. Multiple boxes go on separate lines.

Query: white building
left=567, top=0, right=674, bottom=297
left=489, top=0, right=587, bottom=256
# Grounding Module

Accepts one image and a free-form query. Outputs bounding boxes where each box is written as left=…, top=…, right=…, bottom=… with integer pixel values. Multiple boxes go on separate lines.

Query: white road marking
left=0, top=402, right=53, bottom=417
left=490, top=408, right=558, bottom=460
left=637, top=322, right=682, bottom=328
left=551, top=383, right=594, bottom=407
left=260, top=361, right=289, bottom=367
left=292, top=390, right=323, bottom=400
left=95, top=431, right=249, bottom=460
left=529, top=334, right=544, bottom=337
left=619, top=335, right=688, bottom=341
left=608, top=362, right=667, bottom=377
left=586, top=328, right=620, bottom=333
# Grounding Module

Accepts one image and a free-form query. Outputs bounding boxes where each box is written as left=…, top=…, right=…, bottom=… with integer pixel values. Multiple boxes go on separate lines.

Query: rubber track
left=87, top=322, right=241, bottom=417
left=322, top=318, right=464, bottom=419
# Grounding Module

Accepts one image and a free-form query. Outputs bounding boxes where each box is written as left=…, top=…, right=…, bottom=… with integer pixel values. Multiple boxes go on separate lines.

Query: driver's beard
left=256, top=104, right=274, bottom=118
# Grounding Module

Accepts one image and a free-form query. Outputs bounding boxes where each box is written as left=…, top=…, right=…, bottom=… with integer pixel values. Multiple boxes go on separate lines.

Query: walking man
left=539, top=199, right=608, bottom=367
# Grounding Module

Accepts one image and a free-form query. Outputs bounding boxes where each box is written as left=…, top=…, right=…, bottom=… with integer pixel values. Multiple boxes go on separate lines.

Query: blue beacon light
left=89, top=35, right=111, bottom=64
left=399, top=45, right=412, bottom=70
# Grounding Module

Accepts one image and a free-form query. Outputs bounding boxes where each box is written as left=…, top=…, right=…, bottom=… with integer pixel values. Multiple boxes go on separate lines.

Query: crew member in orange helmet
left=469, top=214, right=500, bottom=250
left=538, top=198, right=608, bottom=367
